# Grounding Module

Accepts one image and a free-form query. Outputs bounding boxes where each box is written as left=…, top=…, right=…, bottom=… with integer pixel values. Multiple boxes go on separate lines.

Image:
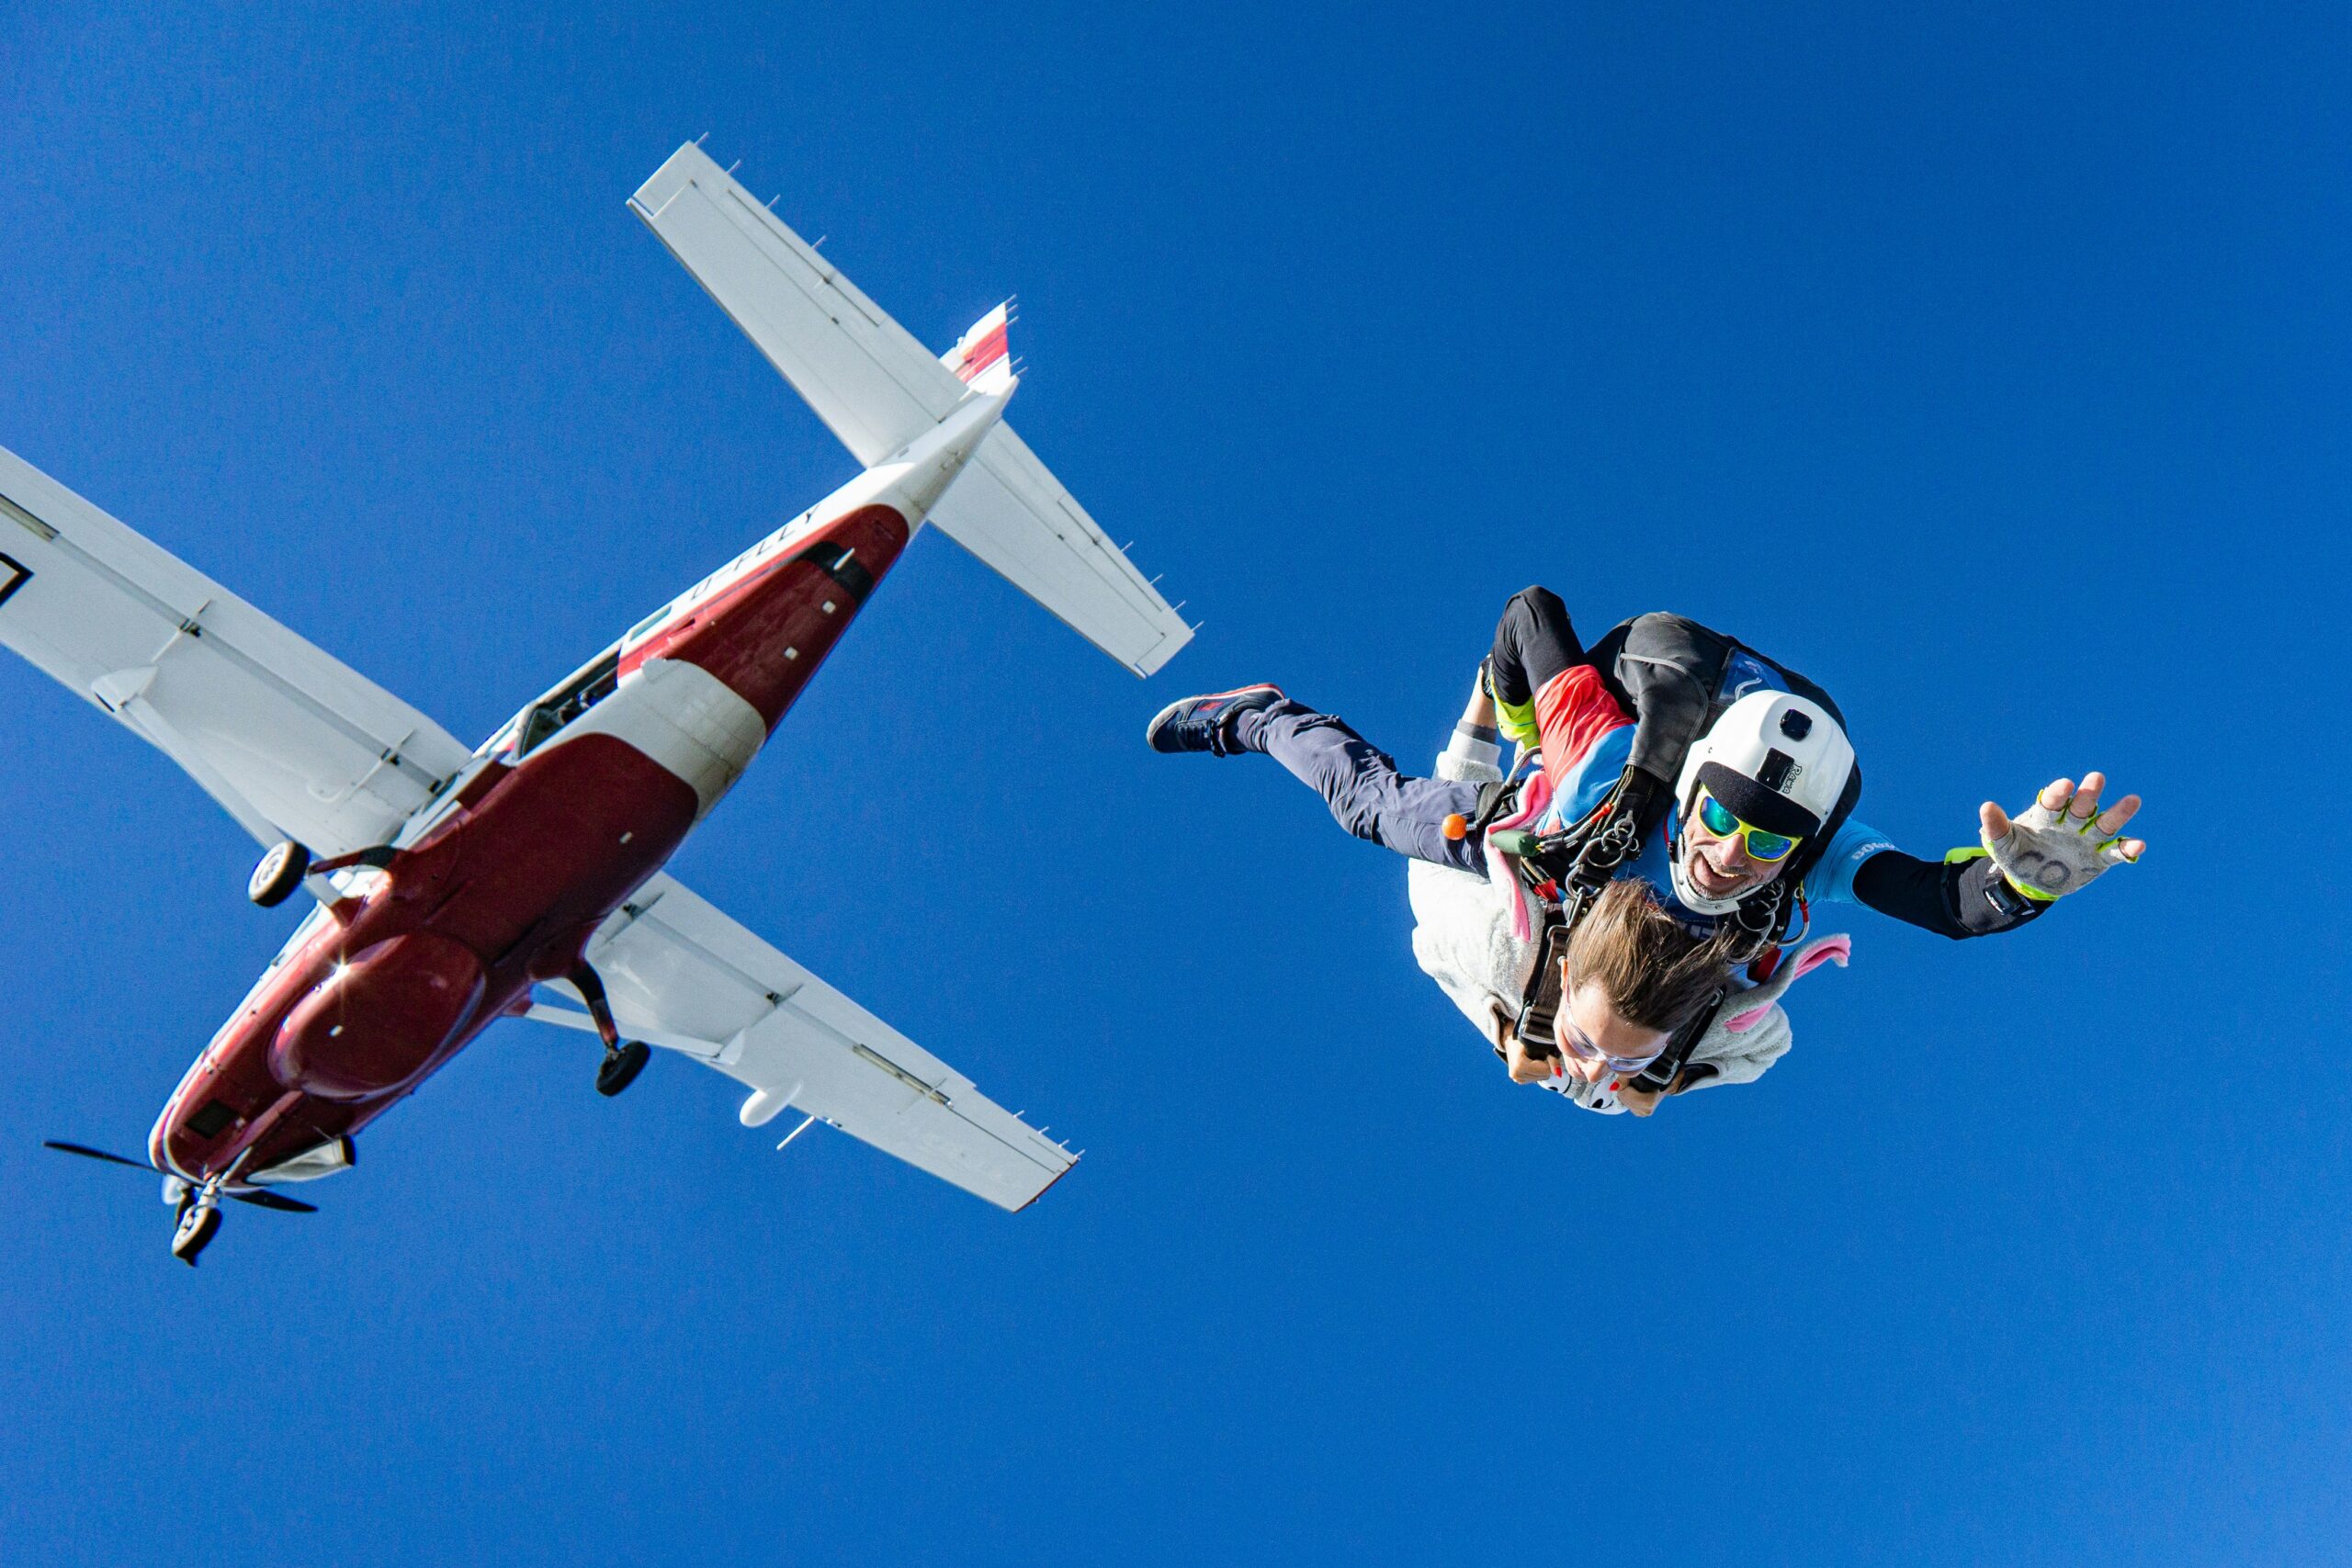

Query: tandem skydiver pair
left=1148, top=588, right=2145, bottom=1117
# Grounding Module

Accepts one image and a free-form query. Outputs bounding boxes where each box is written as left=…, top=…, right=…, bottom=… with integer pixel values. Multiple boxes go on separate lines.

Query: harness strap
left=1625, top=984, right=1731, bottom=1095
left=1466, top=776, right=1523, bottom=838
left=1511, top=909, right=1573, bottom=1057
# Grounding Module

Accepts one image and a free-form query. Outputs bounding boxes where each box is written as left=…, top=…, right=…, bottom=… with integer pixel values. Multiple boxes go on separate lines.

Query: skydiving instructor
left=1148, top=588, right=2147, bottom=1111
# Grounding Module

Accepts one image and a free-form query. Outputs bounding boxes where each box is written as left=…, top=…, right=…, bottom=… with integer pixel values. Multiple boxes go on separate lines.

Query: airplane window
left=516, top=649, right=621, bottom=759
left=626, top=602, right=674, bottom=644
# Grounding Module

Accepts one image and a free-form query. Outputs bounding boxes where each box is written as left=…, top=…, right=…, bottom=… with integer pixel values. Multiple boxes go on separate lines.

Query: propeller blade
left=42, top=1140, right=153, bottom=1171
left=231, top=1190, right=317, bottom=1213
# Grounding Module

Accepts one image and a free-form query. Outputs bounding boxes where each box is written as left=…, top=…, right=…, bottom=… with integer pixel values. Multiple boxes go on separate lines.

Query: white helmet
left=1668, top=690, right=1856, bottom=915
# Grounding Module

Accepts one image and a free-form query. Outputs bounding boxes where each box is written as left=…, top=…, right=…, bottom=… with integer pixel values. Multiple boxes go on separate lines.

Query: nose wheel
left=171, top=1191, right=222, bottom=1266
left=571, top=962, right=652, bottom=1099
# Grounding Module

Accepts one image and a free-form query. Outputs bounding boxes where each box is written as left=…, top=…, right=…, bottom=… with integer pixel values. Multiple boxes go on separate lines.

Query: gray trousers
left=1231, top=699, right=1488, bottom=877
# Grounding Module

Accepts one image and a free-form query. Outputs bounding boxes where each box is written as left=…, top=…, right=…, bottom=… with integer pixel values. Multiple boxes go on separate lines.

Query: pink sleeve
left=1724, top=935, right=1852, bottom=1032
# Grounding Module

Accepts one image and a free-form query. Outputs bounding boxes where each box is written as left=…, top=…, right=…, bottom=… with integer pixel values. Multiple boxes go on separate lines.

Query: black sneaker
left=1145, top=684, right=1285, bottom=756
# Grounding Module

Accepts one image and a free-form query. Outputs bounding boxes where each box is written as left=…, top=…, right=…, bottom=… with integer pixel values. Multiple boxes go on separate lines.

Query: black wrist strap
left=1958, top=856, right=2049, bottom=934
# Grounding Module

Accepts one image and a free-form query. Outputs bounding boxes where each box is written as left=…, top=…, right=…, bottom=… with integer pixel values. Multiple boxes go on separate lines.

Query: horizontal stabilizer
left=629, top=141, right=1193, bottom=676
left=933, top=424, right=1193, bottom=675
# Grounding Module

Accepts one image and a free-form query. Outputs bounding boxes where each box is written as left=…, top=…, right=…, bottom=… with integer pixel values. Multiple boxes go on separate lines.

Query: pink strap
left=1482, top=773, right=1555, bottom=943
left=1494, top=770, right=1553, bottom=830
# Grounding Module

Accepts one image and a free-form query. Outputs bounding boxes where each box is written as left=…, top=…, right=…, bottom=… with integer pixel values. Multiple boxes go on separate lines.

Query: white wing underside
left=544, top=874, right=1075, bottom=1212
left=628, top=142, right=1192, bottom=677
left=0, top=445, right=474, bottom=858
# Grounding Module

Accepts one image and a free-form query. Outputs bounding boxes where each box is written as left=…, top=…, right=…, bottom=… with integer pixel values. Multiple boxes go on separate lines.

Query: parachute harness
left=1490, top=765, right=1799, bottom=1096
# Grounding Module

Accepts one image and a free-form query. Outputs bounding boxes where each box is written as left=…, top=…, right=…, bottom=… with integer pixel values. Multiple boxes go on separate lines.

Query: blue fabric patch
left=1717, top=649, right=1786, bottom=705
left=1544, top=724, right=1636, bottom=829
left=1805, top=818, right=1894, bottom=907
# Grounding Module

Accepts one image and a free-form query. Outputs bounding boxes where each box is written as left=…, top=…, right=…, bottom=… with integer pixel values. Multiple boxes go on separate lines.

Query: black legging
left=1485, top=586, right=1588, bottom=709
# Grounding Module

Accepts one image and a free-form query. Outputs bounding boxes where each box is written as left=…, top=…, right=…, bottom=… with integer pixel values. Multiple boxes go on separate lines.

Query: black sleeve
left=1850, top=849, right=2049, bottom=940
left=1486, top=587, right=1587, bottom=707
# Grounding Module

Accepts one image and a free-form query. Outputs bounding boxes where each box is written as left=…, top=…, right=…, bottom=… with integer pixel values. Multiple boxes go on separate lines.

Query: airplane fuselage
left=149, top=500, right=912, bottom=1187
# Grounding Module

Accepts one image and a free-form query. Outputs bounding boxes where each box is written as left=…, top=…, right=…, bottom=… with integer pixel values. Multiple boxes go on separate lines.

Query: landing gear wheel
left=596, top=1041, right=650, bottom=1098
left=248, top=840, right=311, bottom=908
left=171, top=1202, right=221, bottom=1266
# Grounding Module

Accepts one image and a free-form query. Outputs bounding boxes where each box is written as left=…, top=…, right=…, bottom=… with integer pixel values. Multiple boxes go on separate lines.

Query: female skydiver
left=1430, top=870, right=1742, bottom=1106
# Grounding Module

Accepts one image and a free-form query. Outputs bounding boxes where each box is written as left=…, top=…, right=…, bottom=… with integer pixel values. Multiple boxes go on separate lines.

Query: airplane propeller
left=42, top=1139, right=147, bottom=1169
left=216, top=1186, right=319, bottom=1213
left=41, top=1140, right=319, bottom=1213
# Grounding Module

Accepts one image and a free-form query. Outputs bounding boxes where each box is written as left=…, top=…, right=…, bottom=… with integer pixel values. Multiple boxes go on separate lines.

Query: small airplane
left=7, top=141, right=1193, bottom=1263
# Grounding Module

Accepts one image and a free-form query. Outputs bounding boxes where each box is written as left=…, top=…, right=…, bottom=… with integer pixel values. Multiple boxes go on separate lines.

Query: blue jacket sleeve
left=1803, top=818, right=1897, bottom=907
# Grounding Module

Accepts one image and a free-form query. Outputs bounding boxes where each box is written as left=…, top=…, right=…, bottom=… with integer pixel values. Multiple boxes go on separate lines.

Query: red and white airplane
left=7, top=141, right=1192, bottom=1263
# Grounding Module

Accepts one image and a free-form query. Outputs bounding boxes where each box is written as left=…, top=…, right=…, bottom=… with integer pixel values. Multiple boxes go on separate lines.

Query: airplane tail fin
left=628, top=143, right=1193, bottom=677
left=941, top=301, right=1016, bottom=395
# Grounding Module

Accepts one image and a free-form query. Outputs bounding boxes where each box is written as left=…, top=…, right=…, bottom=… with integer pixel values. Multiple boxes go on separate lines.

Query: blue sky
left=1, top=4, right=2346, bottom=1562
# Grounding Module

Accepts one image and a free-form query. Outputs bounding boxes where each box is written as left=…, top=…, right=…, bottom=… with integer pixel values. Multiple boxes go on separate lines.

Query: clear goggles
left=1553, top=1014, right=1665, bottom=1076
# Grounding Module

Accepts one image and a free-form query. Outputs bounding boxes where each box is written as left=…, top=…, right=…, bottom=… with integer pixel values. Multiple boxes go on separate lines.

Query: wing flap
left=0, top=445, right=474, bottom=856
left=582, top=875, right=1075, bottom=1211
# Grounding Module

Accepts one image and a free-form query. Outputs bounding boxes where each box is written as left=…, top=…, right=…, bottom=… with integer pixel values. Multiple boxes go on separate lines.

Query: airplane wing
left=0, top=444, right=475, bottom=858
left=628, top=141, right=1193, bottom=677
left=537, top=874, right=1076, bottom=1212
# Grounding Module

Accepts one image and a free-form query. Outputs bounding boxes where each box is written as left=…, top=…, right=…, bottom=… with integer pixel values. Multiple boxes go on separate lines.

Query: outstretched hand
left=1980, top=773, right=2146, bottom=899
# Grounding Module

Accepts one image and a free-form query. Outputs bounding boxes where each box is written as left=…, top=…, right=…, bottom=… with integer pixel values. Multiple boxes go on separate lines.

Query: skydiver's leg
left=1227, top=699, right=1487, bottom=876
left=1485, top=586, right=1587, bottom=711
left=1483, top=587, right=1636, bottom=796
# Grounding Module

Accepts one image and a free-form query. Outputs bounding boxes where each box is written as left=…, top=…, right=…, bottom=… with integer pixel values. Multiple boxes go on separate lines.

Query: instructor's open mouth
left=1690, top=858, right=1746, bottom=897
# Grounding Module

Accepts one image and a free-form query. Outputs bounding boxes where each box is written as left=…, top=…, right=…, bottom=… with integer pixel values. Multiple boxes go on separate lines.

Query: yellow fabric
left=1495, top=694, right=1541, bottom=750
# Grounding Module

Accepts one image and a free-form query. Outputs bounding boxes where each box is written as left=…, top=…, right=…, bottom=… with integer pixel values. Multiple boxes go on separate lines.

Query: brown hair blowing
left=1564, top=879, right=1735, bottom=1036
